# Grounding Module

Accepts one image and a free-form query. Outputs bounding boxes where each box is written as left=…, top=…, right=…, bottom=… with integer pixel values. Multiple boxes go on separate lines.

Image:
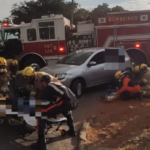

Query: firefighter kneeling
left=101, top=70, right=141, bottom=102
left=134, top=63, right=150, bottom=97
left=22, top=66, right=60, bottom=99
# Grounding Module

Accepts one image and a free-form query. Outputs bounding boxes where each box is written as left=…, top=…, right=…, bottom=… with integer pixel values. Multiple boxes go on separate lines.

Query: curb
left=78, top=115, right=98, bottom=150
left=78, top=121, right=89, bottom=150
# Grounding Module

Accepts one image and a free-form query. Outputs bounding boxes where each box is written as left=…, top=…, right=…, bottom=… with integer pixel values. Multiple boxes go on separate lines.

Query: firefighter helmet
left=140, top=63, right=148, bottom=70
left=115, top=70, right=122, bottom=79
left=134, top=65, right=140, bottom=73
left=22, top=67, right=35, bottom=77
left=0, top=57, right=7, bottom=66
left=12, top=60, right=18, bottom=66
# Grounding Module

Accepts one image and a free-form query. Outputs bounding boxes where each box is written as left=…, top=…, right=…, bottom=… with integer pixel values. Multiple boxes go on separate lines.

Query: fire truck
left=0, top=14, right=94, bottom=70
left=0, top=15, right=73, bottom=70
left=0, top=10, right=150, bottom=70
left=71, top=10, right=150, bottom=65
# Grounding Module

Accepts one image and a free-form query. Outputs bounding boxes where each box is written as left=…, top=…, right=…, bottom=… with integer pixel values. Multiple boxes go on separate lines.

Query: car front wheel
left=71, top=80, right=83, bottom=98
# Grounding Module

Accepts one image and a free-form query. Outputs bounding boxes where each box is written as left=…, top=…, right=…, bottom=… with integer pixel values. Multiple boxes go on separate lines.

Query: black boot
left=31, top=136, right=47, bottom=150
left=67, top=129, right=76, bottom=137
left=63, top=112, right=76, bottom=137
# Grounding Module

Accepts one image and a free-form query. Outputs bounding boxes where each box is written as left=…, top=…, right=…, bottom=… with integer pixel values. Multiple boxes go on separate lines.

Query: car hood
left=40, top=63, right=78, bottom=74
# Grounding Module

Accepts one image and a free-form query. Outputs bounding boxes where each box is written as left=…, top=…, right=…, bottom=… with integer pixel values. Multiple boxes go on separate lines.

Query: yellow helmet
left=22, top=67, right=35, bottom=77
left=115, top=70, right=122, bottom=79
left=0, top=57, right=7, bottom=66
left=140, top=63, right=147, bottom=70
left=134, top=65, right=140, bottom=73
left=12, top=60, right=18, bottom=66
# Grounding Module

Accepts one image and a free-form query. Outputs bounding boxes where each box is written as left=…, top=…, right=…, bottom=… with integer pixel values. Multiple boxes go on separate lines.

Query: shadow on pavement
left=0, top=121, right=32, bottom=150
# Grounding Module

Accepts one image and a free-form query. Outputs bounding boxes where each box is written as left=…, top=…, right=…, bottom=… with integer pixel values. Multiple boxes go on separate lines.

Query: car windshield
left=58, top=51, right=93, bottom=65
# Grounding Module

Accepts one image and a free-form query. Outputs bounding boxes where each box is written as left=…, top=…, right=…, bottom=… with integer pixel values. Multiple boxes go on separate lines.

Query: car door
left=86, top=51, right=106, bottom=86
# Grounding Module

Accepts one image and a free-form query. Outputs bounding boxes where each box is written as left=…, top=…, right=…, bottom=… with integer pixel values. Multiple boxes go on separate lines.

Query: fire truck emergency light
left=135, top=43, right=141, bottom=48
left=59, top=47, right=65, bottom=52
left=2, top=23, right=8, bottom=27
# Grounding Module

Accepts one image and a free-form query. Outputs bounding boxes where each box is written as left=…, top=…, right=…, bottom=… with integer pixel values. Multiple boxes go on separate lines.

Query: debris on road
left=85, top=99, right=150, bottom=150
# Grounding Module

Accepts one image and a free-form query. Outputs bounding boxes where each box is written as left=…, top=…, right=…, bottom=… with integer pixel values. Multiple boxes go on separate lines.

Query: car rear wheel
left=71, top=80, right=83, bottom=98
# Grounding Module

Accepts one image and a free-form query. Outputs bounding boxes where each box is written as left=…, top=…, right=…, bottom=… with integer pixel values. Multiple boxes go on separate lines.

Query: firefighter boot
left=67, top=129, right=77, bottom=137
left=65, top=112, right=76, bottom=137
left=31, top=136, right=47, bottom=150
left=137, top=91, right=143, bottom=100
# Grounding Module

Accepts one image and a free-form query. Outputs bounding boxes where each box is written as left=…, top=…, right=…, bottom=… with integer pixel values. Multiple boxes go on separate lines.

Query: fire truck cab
left=0, top=14, right=71, bottom=70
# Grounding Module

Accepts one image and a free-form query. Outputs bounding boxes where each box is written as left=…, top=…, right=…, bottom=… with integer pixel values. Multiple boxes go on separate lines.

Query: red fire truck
left=0, top=14, right=94, bottom=70
left=0, top=14, right=75, bottom=70
left=94, top=10, right=150, bottom=65
left=0, top=10, right=150, bottom=70
left=71, top=10, right=150, bottom=65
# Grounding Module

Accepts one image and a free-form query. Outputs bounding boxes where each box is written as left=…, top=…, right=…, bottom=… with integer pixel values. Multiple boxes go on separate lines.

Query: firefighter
left=114, top=70, right=141, bottom=100
left=7, top=59, right=19, bottom=78
left=134, top=65, right=142, bottom=81
left=138, top=63, right=150, bottom=97
left=22, top=66, right=60, bottom=99
left=0, top=57, right=10, bottom=97
left=31, top=75, right=76, bottom=150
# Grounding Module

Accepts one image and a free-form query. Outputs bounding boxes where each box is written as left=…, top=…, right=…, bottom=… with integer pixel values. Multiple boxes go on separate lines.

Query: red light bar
left=135, top=43, right=141, bottom=48
left=59, top=47, right=65, bottom=52
left=2, top=22, right=8, bottom=27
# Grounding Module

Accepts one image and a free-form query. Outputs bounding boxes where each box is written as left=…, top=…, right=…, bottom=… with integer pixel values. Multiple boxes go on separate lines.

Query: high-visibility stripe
left=41, top=101, right=51, bottom=105
left=41, top=101, right=63, bottom=113
left=48, top=83, right=64, bottom=95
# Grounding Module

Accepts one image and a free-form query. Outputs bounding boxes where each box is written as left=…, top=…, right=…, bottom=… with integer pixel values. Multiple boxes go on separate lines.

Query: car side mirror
left=88, top=61, right=97, bottom=67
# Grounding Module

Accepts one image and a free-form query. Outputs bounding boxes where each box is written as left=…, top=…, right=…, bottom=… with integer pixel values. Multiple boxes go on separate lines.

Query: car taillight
left=135, top=43, right=141, bottom=48
left=59, top=47, right=65, bottom=52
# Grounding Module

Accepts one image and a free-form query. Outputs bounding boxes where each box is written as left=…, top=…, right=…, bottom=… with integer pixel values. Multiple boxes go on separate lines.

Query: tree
left=92, top=3, right=111, bottom=19
left=73, top=8, right=90, bottom=24
left=10, top=1, right=127, bottom=25
left=11, top=0, right=79, bottom=24
left=111, top=6, right=126, bottom=12
left=91, top=3, right=127, bottom=21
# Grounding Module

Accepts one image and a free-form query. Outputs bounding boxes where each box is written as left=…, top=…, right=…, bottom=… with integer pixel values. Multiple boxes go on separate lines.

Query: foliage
left=6, top=1, right=127, bottom=24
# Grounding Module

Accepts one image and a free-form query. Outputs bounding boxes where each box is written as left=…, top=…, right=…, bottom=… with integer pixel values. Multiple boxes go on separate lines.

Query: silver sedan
left=41, top=48, right=133, bottom=97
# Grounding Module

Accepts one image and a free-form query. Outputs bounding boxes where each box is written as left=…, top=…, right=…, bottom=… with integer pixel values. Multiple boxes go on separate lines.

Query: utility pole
left=71, top=0, right=74, bottom=29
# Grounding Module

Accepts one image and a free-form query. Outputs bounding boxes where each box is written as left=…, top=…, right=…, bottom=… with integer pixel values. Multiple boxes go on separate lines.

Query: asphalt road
left=0, top=75, right=107, bottom=150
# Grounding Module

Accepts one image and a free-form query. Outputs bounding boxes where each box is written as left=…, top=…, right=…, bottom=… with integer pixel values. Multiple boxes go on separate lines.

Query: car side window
left=90, top=52, right=105, bottom=64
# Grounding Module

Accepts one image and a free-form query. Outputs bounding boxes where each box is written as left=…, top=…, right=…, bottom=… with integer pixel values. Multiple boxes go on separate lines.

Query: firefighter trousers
left=38, top=101, right=75, bottom=137
left=141, top=85, right=150, bottom=97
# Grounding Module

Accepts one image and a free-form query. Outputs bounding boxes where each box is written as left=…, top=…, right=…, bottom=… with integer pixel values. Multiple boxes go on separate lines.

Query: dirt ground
left=86, top=98, right=150, bottom=150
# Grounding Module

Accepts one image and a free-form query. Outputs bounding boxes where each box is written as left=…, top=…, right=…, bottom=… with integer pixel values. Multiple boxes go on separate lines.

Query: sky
left=0, top=0, right=150, bottom=20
